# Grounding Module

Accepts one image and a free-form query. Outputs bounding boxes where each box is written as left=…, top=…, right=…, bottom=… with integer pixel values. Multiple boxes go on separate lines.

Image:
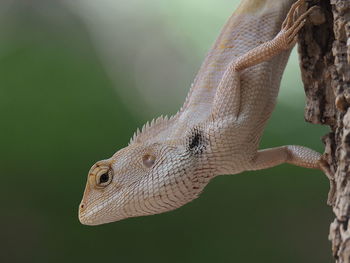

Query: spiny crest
left=129, top=115, right=175, bottom=145
left=128, top=82, right=195, bottom=145
left=178, top=82, right=194, bottom=114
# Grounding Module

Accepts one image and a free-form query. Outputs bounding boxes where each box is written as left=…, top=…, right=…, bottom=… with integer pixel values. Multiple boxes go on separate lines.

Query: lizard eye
left=142, top=154, right=156, bottom=168
left=96, top=168, right=113, bottom=187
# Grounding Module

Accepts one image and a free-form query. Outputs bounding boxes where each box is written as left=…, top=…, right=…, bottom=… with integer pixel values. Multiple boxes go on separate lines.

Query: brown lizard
left=79, top=0, right=324, bottom=225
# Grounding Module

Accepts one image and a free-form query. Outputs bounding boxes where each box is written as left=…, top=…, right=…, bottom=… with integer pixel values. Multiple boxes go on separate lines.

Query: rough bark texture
left=298, top=0, right=350, bottom=262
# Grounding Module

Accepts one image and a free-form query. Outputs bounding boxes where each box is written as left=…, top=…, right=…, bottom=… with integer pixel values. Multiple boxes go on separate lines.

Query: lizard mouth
left=79, top=211, right=99, bottom=226
left=78, top=200, right=98, bottom=226
left=78, top=202, right=109, bottom=226
left=78, top=189, right=129, bottom=225
left=78, top=204, right=92, bottom=225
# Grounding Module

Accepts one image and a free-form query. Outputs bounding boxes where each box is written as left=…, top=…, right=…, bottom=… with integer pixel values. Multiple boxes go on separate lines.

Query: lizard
left=79, top=0, right=325, bottom=226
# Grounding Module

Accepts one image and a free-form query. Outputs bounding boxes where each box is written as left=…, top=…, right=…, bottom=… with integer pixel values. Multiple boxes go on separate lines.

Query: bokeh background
left=0, top=0, right=332, bottom=262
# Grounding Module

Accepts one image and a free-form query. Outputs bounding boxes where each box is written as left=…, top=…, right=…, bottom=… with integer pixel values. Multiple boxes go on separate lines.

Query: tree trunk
left=298, top=0, right=350, bottom=262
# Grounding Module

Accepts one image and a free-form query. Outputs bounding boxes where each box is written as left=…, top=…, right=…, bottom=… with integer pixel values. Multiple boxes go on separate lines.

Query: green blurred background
left=0, top=0, right=332, bottom=262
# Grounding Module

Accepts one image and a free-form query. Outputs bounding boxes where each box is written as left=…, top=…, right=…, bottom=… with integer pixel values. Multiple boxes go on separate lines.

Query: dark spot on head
left=187, top=127, right=206, bottom=154
left=189, top=132, right=200, bottom=149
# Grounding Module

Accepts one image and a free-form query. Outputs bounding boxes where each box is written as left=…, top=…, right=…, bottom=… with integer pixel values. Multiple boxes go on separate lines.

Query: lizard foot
left=318, top=157, right=336, bottom=206
left=277, top=0, right=318, bottom=50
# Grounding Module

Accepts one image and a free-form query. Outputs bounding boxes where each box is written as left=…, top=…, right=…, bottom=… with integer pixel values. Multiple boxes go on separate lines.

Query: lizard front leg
left=250, top=145, right=321, bottom=170
left=212, top=0, right=317, bottom=119
left=210, top=1, right=328, bottom=175
left=233, top=0, right=317, bottom=72
left=250, top=145, right=334, bottom=204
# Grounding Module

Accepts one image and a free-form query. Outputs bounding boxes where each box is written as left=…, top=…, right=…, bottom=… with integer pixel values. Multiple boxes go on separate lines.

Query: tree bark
left=298, top=0, right=350, bottom=262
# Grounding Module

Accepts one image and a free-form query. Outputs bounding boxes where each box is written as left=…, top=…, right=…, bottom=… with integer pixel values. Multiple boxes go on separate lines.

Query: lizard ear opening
left=142, top=154, right=156, bottom=168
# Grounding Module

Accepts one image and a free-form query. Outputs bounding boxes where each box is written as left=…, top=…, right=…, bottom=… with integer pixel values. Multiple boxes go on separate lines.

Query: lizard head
left=79, top=117, right=211, bottom=225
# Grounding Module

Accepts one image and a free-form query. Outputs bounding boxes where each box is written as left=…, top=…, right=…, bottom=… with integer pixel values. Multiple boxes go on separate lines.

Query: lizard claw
left=278, top=0, right=318, bottom=50
left=281, top=0, right=305, bottom=29
left=318, top=157, right=336, bottom=206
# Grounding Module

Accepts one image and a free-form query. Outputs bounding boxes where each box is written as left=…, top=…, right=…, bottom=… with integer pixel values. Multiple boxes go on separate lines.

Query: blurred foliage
left=0, top=1, right=332, bottom=263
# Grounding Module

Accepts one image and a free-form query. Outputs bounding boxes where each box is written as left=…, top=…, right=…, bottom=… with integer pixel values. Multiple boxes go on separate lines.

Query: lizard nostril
left=80, top=203, right=85, bottom=210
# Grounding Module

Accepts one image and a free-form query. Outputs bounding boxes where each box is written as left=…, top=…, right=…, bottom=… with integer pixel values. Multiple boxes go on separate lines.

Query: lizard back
left=174, top=0, right=296, bottom=132
left=133, top=0, right=296, bottom=144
